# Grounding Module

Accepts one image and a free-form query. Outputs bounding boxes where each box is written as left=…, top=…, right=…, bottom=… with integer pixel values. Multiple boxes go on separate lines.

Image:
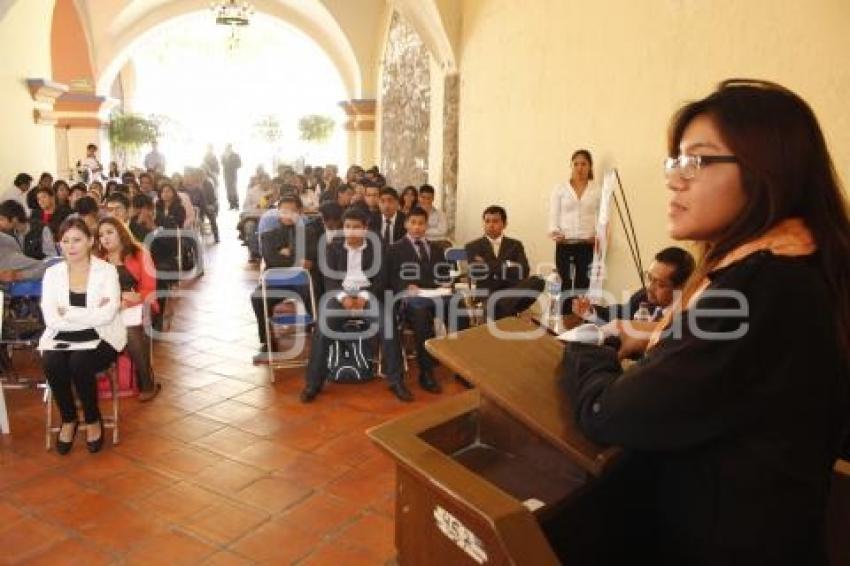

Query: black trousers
left=555, top=242, right=594, bottom=294
left=482, top=276, right=546, bottom=320
left=126, top=325, right=154, bottom=392
left=400, top=296, right=469, bottom=375
left=198, top=205, right=220, bottom=242
left=251, top=284, right=313, bottom=346
left=305, top=298, right=404, bottom=389
left=225, top=175, right=238, bottom=208
left=42, top=341, right=118, bottom=424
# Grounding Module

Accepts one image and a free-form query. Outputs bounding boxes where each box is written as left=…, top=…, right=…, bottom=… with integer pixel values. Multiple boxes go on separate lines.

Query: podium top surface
left=426, top=317, right=619, bottom=476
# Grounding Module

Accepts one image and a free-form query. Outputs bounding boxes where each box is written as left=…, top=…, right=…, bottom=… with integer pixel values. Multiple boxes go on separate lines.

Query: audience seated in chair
left=251, top=194, right=320, bottom=364
left=418, top=184, right=447, bottom=240
left=95, top=217, right=161, bottom=402
left=0, top=199, right=56, bottom=261
left=34, top=187, right=72, bottom=242
left=386, top=206, right=457, bottom=397
left=368, top=187, right=406, bottom=246
left=104, top=192, right=131, bottom=225
left=39, top=217, right=127, bottom=455
left=465, top=205, right=545, bottom=320
left=302, top=208, right=405, bottom=402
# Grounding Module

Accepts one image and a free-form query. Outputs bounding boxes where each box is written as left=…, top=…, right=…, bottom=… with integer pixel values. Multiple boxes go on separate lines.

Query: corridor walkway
left=0, top=211, right=467, bottom=564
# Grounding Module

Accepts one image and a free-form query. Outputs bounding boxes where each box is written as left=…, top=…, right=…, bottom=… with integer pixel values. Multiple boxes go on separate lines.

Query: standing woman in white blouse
left=548, top=149, right=602, bottom=294
left=39, top=217, right=127, bottom=455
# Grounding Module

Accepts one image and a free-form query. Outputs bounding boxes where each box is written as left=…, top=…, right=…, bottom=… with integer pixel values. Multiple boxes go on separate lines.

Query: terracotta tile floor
left=0, top=211, right=468, bottom=564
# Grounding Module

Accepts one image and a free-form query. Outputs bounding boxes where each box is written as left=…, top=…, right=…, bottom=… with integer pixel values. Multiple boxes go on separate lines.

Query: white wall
left=456, top=0, right=850, bottom=295
left=0, top=0, right=57, bottom=184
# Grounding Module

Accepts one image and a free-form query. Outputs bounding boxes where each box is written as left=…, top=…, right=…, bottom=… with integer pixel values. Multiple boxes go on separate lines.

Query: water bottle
left=545, top=271, right=562, bottom=320
left=634, top=301, right=652, bottom=322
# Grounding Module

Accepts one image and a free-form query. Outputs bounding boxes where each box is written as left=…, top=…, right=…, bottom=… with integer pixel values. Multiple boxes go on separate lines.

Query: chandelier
left=211, top=0, right=254, bottom=26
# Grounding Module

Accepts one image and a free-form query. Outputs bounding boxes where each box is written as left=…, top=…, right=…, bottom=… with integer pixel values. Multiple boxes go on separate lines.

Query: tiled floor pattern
left=0, top=211, right=468, bottom=564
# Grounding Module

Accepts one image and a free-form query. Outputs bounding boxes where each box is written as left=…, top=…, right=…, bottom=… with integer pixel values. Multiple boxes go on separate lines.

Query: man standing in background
left=143, top=141, right=166, bottom=175
left=221, top=143, right=242, bottom=210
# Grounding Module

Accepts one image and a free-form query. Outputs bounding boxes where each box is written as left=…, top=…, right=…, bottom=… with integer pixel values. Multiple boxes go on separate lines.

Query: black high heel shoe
left=86, top=419, right=104, bottom=454
left=56, top=421, right=79, bottom=455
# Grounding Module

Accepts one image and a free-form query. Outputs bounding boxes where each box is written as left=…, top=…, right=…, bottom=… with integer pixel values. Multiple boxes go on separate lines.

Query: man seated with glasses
left=571, top=247, right=695, bottom=323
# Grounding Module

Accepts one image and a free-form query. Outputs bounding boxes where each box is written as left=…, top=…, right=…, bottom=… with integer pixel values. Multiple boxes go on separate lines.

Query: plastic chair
left=44, top=362, right=120, bottom=450
left=260, top=267, right=317, bottom=383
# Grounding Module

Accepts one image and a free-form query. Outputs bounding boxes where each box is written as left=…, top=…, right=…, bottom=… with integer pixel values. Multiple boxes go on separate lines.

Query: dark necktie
left=415, top=239, right=429, bottom=263
left=383, top=218, right=391, bottom=245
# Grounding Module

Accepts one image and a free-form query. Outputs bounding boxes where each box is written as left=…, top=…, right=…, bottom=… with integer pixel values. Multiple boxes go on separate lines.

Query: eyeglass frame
left=664, top=154, right=739, bottom=180
left=644, top=270, right=674, bottom=290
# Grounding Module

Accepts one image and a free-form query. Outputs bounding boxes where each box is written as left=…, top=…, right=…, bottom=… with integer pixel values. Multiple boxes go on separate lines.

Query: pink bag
left=97, top=351, right=139, bottom=399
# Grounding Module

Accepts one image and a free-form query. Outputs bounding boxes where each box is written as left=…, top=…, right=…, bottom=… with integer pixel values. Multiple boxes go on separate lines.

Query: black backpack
left=326, top=321, right=375, bottom=383
left=23, top=221, right=47, bottom=260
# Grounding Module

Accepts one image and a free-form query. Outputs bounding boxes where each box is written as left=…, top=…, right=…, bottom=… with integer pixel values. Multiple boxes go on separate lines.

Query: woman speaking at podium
left=563, top=80, right=850, bottom=565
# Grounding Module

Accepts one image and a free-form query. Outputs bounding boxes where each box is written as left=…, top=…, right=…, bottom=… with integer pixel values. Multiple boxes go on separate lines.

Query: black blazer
left=323, top=240, right=384, bottom=298
left=386, top=237, right=450, bottom=293
left=562, top=251, right=850, bottom=563
left=261, top=221, right=319, bottom=269
left=369, top=211, right=406, bottom=246
left=464, top=235, right=531, bottom=292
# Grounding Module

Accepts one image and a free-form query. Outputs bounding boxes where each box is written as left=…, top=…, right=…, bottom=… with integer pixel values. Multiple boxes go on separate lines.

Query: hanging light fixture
left=210, top=0, right=254, bottom=27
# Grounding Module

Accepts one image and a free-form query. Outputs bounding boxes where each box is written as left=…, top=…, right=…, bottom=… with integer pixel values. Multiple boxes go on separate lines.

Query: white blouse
left=38, top=257, right=128, bottom=352
left=548, top=181, right=601, bottom=240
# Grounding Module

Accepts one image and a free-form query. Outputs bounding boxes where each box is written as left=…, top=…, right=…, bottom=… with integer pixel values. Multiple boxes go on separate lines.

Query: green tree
left=298, top=114, right=335, bottom=144
left=107, top=112, right=160, bottom=168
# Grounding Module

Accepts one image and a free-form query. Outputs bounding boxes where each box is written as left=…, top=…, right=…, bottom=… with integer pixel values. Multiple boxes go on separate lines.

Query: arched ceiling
left=88, top=0, right=386, bottom=98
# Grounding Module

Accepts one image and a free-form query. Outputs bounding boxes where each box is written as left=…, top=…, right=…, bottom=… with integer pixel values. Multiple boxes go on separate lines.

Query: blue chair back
left=445, top=248, right=468, bottom=263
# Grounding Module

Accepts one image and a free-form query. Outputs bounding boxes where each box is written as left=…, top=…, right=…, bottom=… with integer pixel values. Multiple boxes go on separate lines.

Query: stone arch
left=94, top=0, right=362, bottom=99
left=51, top=0, right=95, bottom=91
left=392, top=0, right=459, bottom=74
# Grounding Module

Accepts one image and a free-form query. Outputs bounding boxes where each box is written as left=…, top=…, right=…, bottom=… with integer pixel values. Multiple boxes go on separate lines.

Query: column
left=339, top=99, right=377, bottom=168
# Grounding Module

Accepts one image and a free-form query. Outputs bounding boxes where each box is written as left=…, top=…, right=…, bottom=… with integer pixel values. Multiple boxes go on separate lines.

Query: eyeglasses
left=664, top=154, right=738, bottom=180
left=644, top=270, right=673, bottom=289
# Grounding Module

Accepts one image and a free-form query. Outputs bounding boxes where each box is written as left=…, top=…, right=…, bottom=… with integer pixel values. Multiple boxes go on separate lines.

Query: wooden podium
left=368, top=318, right=620, bottom=565
left=368, top=317, right=850, bottom=565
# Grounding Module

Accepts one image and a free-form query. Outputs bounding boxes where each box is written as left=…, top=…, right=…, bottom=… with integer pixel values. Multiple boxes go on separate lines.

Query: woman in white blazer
left=39, top=217, right=127, bottom=454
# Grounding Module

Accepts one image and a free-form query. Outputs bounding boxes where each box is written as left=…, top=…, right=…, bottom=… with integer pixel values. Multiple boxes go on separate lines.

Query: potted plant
left=107, top=112, right=160, bottom=169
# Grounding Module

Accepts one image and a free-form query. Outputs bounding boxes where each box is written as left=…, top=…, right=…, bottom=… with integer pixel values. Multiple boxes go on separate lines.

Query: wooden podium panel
left=425, top=317, right=618, bottom=476
left=368, top=318, right=622, bottom=565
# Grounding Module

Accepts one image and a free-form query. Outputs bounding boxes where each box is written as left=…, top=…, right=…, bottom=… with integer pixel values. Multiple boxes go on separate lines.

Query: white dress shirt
left=425, top=207, right=448, bottom=239
left=486, top=235, right=503, bottom=258
left=548, top=181, right=601, bottom=239
left=339, top=241, right=371, bottom=300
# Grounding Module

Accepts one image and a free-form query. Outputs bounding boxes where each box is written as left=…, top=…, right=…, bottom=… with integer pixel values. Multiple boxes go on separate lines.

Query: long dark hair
left=94, top=216, right=142, bottom=262
left=570, top=149, right=594, bottom=180
left=669, top=79, right=850, bottom=354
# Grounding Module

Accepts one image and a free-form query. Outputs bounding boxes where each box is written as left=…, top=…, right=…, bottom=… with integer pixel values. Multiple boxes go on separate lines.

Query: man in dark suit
left=386, top=206, right=454, bottom=396
left=250, top=195, right=320, bottom=364
left=368, top=186, right=406, bottom=247
left=302, top=208, right=405, bottom=402
left=571, top=246, right=695, bottom=323
left=465, top=206, right=545, bottom=320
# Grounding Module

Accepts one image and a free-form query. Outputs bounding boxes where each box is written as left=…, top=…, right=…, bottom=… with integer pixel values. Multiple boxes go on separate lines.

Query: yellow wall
left=0, top=0, right=57, bottom=184
left=456, top=0, right=850, bottom=296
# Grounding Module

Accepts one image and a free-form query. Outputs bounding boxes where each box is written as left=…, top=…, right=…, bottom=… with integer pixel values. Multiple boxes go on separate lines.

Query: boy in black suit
left=465, top=205, right=545, bottom=320
left=302, top=208, right=405, bottom=401
left=368, top=186, right=406, bottom=246
left=386, top=206, right=453, bottom=396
